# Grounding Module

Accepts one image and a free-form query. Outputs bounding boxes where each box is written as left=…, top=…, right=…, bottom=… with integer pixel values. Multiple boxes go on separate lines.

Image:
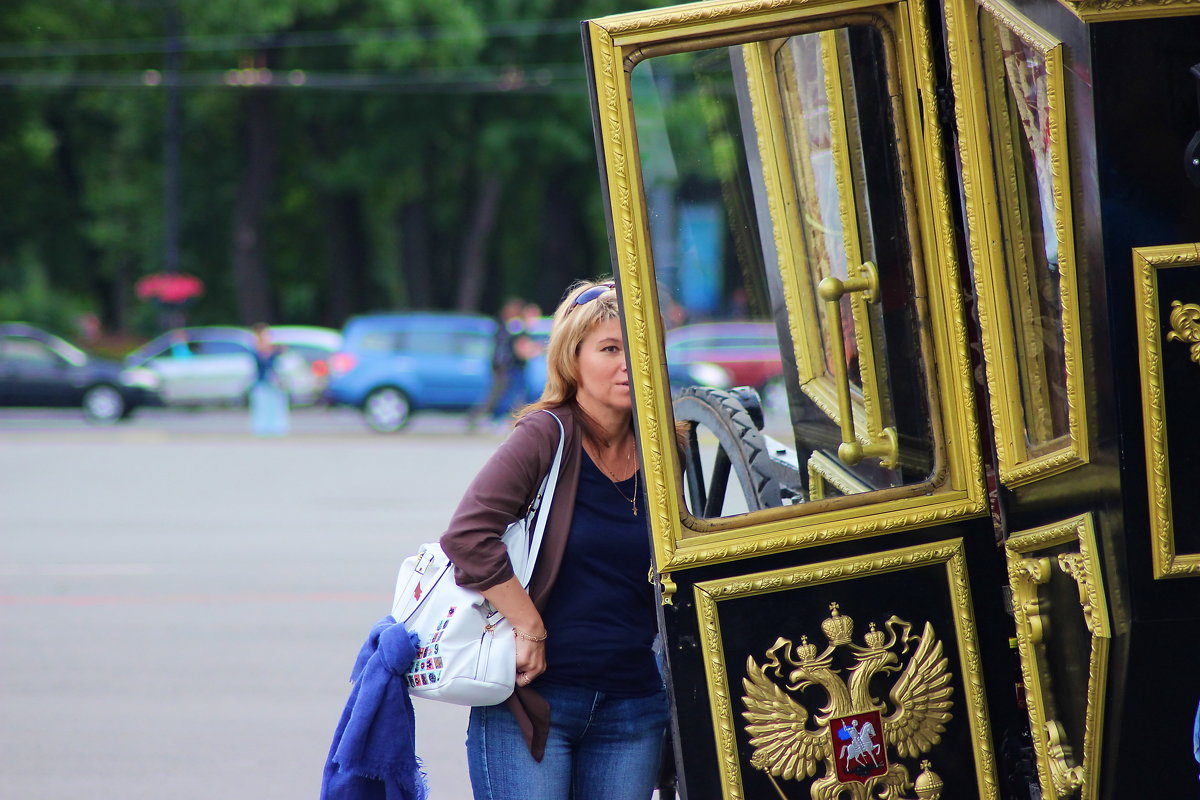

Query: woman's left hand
left=515, top=636, right=546, bottom=687
left=479, top=576, right=547, bottom=688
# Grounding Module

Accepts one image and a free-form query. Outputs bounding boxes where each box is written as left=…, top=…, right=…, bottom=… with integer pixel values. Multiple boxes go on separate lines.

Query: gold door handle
left=816, top=261, right=899, bottom=468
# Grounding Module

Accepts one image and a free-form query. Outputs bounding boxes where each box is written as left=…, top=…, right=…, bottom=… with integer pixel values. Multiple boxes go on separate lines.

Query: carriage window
left=978, top=10, right=1069, bottom=454
left=631, top=22, right=937, bottom=522
left=944, top=0, right=1085, bottom=484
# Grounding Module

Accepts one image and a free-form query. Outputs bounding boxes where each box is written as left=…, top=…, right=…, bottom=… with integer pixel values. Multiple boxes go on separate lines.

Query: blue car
left=327, top=312, right=498, bottom=432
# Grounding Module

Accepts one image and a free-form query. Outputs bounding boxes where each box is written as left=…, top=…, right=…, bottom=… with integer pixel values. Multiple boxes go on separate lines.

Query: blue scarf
left=321, top=616, right=428, bottom=800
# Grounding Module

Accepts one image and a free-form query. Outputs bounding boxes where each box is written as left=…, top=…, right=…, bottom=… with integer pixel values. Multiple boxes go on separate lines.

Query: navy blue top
left=538, top=450, right=659, bottom=697
left=254, top=349, right=279, bottom=383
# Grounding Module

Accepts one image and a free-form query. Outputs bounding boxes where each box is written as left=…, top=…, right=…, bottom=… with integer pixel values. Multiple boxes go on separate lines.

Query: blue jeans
left=467, top=685, right=669, bottom=800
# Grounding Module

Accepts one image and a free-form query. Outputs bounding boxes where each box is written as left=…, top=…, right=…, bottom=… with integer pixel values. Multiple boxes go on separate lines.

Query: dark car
left=0, top=322, right=162, bottom=423
left=326, top=312, right=497, bottom=432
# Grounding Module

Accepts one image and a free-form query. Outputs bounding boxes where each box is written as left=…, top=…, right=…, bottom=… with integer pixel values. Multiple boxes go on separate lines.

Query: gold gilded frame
left=807, top=449, right=871, bottom=500
left=1005, top=513, right=1110, bottom=799
left=693, top=538, right=999, bottom=799
left=945, top=0, right=1089, bottom=487
left=585, top=0, right=985, bottom=575
left=1054, top=0, right=1200, bottom=21
left=743, top=33, right=889, bottom=447
left=1132, top=243, right=1200, bottom=578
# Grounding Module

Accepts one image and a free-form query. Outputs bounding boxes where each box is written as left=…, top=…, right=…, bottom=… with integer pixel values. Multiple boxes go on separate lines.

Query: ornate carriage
left=580, top=0, right=1200, bottom=796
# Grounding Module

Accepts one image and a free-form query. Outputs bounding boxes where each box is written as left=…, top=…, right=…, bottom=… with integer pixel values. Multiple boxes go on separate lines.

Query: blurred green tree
left=0, top=0, right=657, bottom=341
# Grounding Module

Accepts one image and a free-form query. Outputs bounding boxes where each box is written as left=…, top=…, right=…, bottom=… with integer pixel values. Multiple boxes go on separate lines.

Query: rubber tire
left=672, top=386, right=781, bottom=515
left=82, top=384, right=127, bottom=425
left=363, top=387, right=412, bottom=433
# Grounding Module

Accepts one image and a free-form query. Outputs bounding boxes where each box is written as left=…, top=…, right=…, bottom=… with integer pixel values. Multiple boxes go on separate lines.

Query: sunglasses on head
left=570, top=282, right=615, bottom=309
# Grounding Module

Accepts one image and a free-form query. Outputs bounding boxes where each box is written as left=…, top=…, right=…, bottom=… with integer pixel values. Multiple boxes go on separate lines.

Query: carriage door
left=584, top=2, right=1017, bottom=798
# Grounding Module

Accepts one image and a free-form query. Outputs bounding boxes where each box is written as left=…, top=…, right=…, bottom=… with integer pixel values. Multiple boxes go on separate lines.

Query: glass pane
left=775, top=32, right=861, bottom=389
left=631, top=23, right=936, bottom=522
left=2, top=338, right=59, bottom=366
left=196, top=341, right=251, bottom=356
left=978, top=13, right=1069, bottom=453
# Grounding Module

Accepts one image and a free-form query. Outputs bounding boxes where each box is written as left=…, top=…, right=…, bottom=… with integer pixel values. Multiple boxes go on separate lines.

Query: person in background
left=168, top=329, right=193, bottom=359
left=441, top=280, right=668, bottom=800
left=470, top=298, right=528, bottom=430
left=250, top=323, right=289, bottom=436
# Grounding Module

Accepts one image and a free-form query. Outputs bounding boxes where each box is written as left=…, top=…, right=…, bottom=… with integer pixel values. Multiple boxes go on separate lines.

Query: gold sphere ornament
left=914, top=759, right=944, bottom=800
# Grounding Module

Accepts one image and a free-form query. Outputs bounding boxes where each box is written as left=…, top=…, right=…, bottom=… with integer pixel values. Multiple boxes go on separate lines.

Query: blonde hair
left=518, top=279, right=621, bottom=438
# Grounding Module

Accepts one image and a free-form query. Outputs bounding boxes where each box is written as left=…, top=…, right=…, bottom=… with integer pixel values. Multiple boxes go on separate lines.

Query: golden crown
left=863, top=621, right=886, bottom=649
left=821, top=602, right=854, bottom=645
left=795, top=635, right=818, bottom=662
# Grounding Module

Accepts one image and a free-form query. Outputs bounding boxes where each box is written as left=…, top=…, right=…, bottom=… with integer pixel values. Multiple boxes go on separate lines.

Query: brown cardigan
left=439, top=405, right=583, bottom=761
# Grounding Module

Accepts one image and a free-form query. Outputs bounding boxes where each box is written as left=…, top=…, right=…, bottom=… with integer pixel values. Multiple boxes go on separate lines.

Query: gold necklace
left=611, top=468, right=638, bottom=516
left=591, top=440, right=639, bottom=516
left=606, top=441, right=638, bottom=516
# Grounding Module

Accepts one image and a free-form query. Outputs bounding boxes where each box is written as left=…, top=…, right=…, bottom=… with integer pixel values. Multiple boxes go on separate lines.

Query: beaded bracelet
left=513, top=626, right=548, bottom=642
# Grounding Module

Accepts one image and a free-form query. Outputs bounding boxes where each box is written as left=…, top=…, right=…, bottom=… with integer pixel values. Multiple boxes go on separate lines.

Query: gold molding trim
left=1005, top=513, right=1110, bottom=800
left=586, top=0, right=986, bottom=574
left=1132, top=243, right=1200, bottom=578
left=694, top=538, right=999, bottom=799
left=1054, top=0, right=1200, bottom=21
left=807, top=449, right=872, bottom=500
left=945, top=0, right=1089, bottom=488
left=594, top=0, right=880, bottom=39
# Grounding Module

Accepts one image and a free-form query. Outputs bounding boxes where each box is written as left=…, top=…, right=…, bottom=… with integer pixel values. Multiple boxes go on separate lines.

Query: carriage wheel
left=672, top=387, right=782, bottom=516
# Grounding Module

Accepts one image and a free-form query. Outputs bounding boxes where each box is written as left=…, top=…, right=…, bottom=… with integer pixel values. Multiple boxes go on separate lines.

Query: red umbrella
left=135, top=272, right=204, bottom=305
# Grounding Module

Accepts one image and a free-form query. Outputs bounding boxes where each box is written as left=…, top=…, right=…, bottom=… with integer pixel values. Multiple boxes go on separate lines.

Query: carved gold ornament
left=1006, top=513, right=1111, bottom=799
left=1166, top=300, right=1200, bottom=363
left=741, top=603, right=952, bottom=799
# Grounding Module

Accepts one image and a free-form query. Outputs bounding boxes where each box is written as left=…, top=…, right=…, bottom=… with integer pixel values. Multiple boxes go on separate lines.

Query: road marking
left=0, top=591, right=389, bottom=606
left=42, top=563, right=156, bottom=577
left=0, top=563, right=155, bottom=577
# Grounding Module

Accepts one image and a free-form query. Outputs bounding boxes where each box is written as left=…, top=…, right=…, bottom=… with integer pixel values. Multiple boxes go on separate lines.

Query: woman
left=440, top=280, right=668, bottom=800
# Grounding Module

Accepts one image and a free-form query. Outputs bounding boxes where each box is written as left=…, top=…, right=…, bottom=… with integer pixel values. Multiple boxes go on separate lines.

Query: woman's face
left=574, top=318, right=630, bottom=417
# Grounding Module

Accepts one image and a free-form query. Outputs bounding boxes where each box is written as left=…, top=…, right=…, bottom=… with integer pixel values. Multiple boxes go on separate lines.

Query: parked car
left=266, top=325, right=342, bottom=398
left=664, top=321, right=783, bottom=393
left=327, top=312, right=497, bottom=432
left=125, top=326, right=320, bottom=407
left=0, top=322, right=161, bottom=423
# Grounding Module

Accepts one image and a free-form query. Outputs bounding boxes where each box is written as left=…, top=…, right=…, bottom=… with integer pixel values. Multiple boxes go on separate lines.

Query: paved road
left=0, top=410, right=509, bottom=798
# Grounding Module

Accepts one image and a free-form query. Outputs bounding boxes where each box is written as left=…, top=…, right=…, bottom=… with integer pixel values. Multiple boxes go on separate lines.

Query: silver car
left=125, top=327, right=320, bottom=406
left=264, top=325, right=342, bottom=398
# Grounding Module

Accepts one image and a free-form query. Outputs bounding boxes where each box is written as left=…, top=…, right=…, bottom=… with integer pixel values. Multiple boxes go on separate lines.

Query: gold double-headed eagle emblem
left=741, top=603, right=951, bottom=800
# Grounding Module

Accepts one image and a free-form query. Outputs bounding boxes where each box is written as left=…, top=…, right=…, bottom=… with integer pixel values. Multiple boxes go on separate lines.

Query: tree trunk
left=539, top=171, right=594, bottom=309
left=319, top=192, right=370, bottom=325
left=455, top=174, right=503, bottom=312
left=399, top=199, right=434, bottom=309
left=231, top=83, right=277, bottom=325
left=93, top=263, right=131, bottom=333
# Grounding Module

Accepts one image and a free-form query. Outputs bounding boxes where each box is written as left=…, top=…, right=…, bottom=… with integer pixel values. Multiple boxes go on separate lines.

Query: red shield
left=830, top=710, right=887, bottom=784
